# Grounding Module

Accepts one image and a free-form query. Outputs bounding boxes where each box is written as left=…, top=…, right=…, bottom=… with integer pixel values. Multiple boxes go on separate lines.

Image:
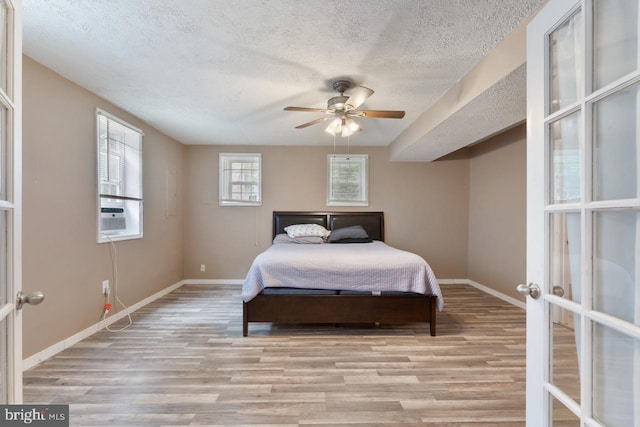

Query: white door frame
left=0, top=0, right=22, bottom=404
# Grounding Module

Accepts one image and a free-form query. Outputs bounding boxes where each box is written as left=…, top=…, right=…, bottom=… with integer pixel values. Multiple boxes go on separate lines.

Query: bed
left=242, top=211, right=443, bottom=336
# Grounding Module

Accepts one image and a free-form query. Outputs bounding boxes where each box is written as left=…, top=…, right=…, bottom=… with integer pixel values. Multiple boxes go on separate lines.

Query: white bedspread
left=242, top=241, right=443, bottom=310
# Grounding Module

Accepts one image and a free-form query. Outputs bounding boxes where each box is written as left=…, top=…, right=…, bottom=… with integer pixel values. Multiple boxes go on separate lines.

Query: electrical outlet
left=102, top=280, right=110, bottom=295
left=200, top=264, right=206, bottom=272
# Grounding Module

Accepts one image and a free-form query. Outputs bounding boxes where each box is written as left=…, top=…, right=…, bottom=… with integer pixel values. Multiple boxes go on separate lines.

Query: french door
left=526, top=0, right=640, bottom=426
left=0, top=0, right=21, bottom=404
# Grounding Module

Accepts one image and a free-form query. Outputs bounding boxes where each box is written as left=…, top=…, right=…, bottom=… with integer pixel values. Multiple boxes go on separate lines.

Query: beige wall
left=183, top=145, right=470, bottom=280
left=22, top=57, right=186, bottom=358
left=467, top=124, right=527, bottom=302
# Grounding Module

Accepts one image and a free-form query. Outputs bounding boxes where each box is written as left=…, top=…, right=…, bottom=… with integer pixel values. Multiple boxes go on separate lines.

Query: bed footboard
left=243, top=294, right=436, bottom=336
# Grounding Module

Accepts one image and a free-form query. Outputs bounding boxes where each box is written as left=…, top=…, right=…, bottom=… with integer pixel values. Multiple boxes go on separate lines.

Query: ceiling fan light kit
left=324, top=117, right=361, bottom=137
left=284, top=79, right=405, bottom=137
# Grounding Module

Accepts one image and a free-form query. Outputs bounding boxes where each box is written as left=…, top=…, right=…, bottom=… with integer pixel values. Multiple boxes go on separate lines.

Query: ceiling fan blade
left=295, top=117, right=331, bottom=129
left=284, top=106, right=327, bottom=113
left=345, top=86, right=374, bottom=110
left=358, top=110, right=405, bottom=119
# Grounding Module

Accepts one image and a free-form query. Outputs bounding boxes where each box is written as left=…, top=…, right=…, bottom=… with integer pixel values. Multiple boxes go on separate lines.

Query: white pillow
left=284, top=223, right=331, bottom=239
left=273, top=234, right=324, bottom=244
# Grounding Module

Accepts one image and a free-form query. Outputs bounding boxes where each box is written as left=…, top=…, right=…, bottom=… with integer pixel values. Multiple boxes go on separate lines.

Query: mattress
left=242, top=240, right=443, bottom=310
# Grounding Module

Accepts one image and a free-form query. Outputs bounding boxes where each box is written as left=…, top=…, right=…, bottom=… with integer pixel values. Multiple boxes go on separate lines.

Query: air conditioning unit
left=101, top=207, right=126, bottom=231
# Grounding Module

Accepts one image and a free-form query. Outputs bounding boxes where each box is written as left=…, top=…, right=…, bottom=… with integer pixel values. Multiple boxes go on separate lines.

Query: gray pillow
left=328, top=225, right=370, bottom=243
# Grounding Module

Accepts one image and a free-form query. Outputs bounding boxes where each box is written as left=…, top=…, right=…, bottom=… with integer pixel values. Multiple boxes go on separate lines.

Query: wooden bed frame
left=242, top=211, right=437, bottom=336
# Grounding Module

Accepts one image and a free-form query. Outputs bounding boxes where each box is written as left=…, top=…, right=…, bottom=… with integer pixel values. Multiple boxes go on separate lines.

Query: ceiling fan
left=284, top=80, right=405, bottom=137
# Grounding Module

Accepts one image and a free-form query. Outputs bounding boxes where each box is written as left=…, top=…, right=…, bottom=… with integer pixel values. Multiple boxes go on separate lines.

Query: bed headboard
left=273, top=211, right=384, bottom=241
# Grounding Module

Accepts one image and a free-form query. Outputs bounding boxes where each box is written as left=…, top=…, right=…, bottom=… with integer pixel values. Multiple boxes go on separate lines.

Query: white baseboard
left=184, top=278, right=526, bottom=309
left=436, top=279, right=464, bottom=285
left=182, top=279, right=244, bottom=285
left=439, top=278, right=526, bottom=310
left=22, top=279, right=186, bottom=371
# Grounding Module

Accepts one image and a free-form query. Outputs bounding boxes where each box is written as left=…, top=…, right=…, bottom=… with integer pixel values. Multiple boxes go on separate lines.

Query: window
left=327, top=154, right=368, bottom=206
left=96, top=109, right=143, bottom=242
left=219, top=153, right=262, bottom=206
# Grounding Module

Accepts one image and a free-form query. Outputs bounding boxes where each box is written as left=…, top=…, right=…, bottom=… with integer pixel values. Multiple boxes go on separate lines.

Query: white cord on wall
left=102, top=236, right=133, bottom=331
left=255, top=205, right=261, bottom=247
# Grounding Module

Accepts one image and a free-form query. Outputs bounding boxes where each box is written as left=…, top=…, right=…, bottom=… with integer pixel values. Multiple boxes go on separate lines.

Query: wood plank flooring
left=24, top=284, right=534, bottom=426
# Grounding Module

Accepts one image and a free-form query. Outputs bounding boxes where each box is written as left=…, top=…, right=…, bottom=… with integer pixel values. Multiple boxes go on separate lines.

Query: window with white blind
left=327, top=154, right=368, bottom=206
left=96, top=109, right=143, bottom=242
left=219, top=153, right=262, bottom=206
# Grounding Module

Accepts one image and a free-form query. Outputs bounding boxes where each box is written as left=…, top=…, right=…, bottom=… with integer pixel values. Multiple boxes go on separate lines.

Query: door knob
left=516, top=282, right=541, bottom=299
left=552, top=286, right=565, bottom=297
left=16, top=291, right=45, bottom=310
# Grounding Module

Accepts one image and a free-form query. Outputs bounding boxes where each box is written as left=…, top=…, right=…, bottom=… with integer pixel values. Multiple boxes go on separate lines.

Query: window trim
left=96, top=108, right=144, bottom=243
left=219, top=153, right=262, bottom=206
left=327, top=154, right=369, bottom=206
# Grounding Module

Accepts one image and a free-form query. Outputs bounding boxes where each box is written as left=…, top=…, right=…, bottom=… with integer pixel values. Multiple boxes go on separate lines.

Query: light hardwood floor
left=24, top=284, right=534, bottom=426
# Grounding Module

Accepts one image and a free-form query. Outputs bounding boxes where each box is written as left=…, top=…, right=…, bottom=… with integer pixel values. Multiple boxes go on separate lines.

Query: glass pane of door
left=593, top=0, right=639, bottom=90
left=0, top=3, right=6, bottom=95
left=0, top=210, right=6, bottom=306
left=0, top=105, right=6, bottom=200
left=550, top=113, right=581, bottom=204
left=592, top=84, right=640, bottom=201
left=0, top=317, right=7, bottom=404
left=550, top=305, right=580, bottom=404
left=593, top=209, right=640, bottom=325
left=0, top=208, right=7, bottom=404
left=592, top=322, right=639, bottom=427
left=549, top=9, right=583, bottom=113
left=550, top=394, right=580, bottom=426
left=549, top=212, right=581, bottom=303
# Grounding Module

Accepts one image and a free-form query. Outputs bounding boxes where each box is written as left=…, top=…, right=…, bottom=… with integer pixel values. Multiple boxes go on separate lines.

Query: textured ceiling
left=23, top=0, right=544, bottom=156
